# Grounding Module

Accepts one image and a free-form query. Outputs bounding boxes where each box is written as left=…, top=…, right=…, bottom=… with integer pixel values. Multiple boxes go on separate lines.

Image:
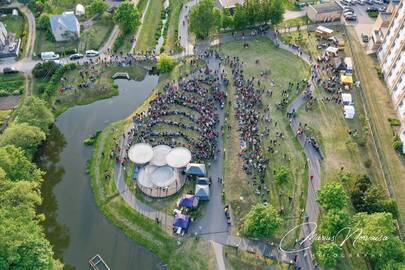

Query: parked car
left=344, top=7, right=355, bottom=12
left=362, top=34, right=369, bottom=43
left=378, top=6, right=387, bottom=11
left=344, top=11, right=355, bottom=17
left=85, top=50, right=99, bottom=57
left=367, top=6, right=379, bottom=11
left=3, top=67, right=18, bottom=74
left=346, top=15, right=358, bottom=21
left=69, top=53, right=84, bottom=60
left=374, top=0, right=383, bottom=4
left=41, top=51, right=60, bottom=61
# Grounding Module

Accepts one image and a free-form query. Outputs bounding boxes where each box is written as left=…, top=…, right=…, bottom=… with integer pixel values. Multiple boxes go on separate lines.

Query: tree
left=87, top=0, right=108, bottom=16
left=113, top=1, right=140, bottom=34
left=80, top=28, right=97, bottom=51
left=317, top=182, right=347, bottom=211
left=15, top=96, right=54, bottom=133
left=351, top=175, right=398, bottom=218
left=189, top=0, right=220, bottom=38
left=243, top=203, right=282, bottom=238
left=0, top=179, right=54, bottom=270
left=0, top=145, right=44, bottom=182
left=320, top=209, right=349, bottom=236
left=0, top=123, right=46, bottom=157
left=157, top=53, right=175, bottom=73
left=351, top=212, right=405, bottom=268
left=316, top=243, right=342, bottom=268
left=233, top=4, right=248, bottom=30
left=274, top=166, right=291, bottom=185
left=32, top=61, right=60, bottom=79
left=269, top=0, right=284, bottom=25
left=221, top=8, right=233, bottom=29
left=37, top=13, right=50, bottom=31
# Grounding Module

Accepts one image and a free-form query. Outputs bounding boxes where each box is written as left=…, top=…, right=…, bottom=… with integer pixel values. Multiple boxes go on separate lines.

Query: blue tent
left=185, top=163, right=206, bottom=177
left=173, top=213, right=190, bottom=229
left=177, top=194, right=198, bottom=208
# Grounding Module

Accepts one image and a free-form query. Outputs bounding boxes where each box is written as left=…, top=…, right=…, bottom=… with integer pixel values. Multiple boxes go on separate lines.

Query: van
left=344, top=57, right=353, bottom=74
left=85, top=50, right=99, bottom=57
left=41, top=51, right=60, bottom=61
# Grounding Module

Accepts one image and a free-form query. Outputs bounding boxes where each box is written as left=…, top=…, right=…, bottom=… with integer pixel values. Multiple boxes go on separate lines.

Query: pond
left=36, top=73, right=162, bottom=270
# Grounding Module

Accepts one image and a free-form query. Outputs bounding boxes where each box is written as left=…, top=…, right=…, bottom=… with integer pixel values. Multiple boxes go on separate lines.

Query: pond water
left=36, top=73, right=162, bottom=270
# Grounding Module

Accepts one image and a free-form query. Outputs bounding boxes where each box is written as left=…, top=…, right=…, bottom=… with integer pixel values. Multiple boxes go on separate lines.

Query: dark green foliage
left=32, top=61, right=60, bottom=79
left=42, top=63, right=77, bottom=100
left=316, top=242, right=342, bottom=268
left=113, top=1, right=140, bottom=34
left=317, top=182, right=347, bottom=211
left=242, top=203, right=282, bottom=238
left=14, top=96, right=54, bottom=132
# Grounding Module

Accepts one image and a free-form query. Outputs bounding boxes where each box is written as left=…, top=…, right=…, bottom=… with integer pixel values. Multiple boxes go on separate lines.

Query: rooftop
left=217, top=0, right=244, bottom=9
left=310, top=1, right=343, bottom=13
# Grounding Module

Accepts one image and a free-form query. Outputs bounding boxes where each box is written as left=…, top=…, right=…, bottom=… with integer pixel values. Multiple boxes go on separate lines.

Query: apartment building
left=378, top=0, right=405, bottom=151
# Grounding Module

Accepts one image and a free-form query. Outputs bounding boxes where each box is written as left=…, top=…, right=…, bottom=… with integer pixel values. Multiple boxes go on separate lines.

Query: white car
left=374, top=0, right=383, bottom=4
left=85, top=50, right=99, bottom=57
left=344, top=11, right=355, bottom=17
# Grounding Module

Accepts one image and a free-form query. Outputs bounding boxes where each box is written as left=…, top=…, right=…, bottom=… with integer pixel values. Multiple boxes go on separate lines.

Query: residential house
left=49, top=12, right=80, bottom=42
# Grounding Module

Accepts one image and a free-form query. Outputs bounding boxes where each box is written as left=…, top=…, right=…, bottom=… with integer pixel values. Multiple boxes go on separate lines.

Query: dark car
left=3, top=67, right=18, bottom=74
left=367, top=6, right=379, bottom=11
left=69, top=53, right=84, bottom=60
left=362, top=34, right=369, bottom=43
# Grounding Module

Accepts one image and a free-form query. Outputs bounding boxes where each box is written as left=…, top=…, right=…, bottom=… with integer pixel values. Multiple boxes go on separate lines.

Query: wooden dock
left=112, top=72, right=130, bottom=80
left=89, top=254, right=110, bottom=270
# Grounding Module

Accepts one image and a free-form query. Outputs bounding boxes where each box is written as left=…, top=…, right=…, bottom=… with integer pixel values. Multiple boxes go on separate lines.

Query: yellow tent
left=340, top=74, right=353, bottom=85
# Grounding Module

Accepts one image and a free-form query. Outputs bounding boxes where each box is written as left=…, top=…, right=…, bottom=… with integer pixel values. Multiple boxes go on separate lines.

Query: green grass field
left=135, top=0, right=164, bottom=52
left=219, top=38, right=309, bottom=244
left=163, top=0, right=185, bottom=53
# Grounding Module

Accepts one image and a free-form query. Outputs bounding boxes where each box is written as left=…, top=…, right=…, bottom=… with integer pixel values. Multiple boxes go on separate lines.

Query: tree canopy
left=0, top=145, right=44, bottom=182
left=317, top=182, right=347, bottom=211
left=87, top=0, right=108, bottom=16
left=189, top=0, right=221, bottom=39
left=0, top=123, right=46, bottom=157
left=351, top=212, right=405, bottom=268
left=243, top=203, right=282, bottom=238
left=316, top=242, right=342, bottom=268
left=15, top=96, right=54, bottom=133
left=320, top=209, right=349, bottom=236
left=274, top=166, right=291, bottom=185
left=157, top=53, right=175, bottom=73
left=113, top=2, right=140, bottom=34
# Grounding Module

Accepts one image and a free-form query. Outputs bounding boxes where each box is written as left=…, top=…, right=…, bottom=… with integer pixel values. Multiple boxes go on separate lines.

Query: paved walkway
left=178, top=0, right=197, bottom=56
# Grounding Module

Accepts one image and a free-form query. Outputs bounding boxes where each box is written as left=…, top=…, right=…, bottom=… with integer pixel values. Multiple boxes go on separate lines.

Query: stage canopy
left=150, top=145, right=172, bottom=166
left=177, top=194, right=198, bottom=208
left=128, top=143, right=153, bottom=164
left=166, top=147, right=192, bottom=168
left=173, top=213, right=190, bottom=229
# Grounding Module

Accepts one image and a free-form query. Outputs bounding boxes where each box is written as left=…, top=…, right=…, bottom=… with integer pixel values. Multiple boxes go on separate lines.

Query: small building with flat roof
left=307, top=1, right=343, bottom=22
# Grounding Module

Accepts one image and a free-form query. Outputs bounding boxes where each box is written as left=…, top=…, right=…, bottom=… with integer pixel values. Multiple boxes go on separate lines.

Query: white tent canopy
left=185, top=163, right=206, bottom=177
left=75, top=4, right=85, bottom=16
left=166, top=147, right=192, bottom=168
left=341, top=93, right=352, bottom=105
left=344, top=105, right=355, bottom=119
left=128, top=143, right=154, bottom=164
left=150, top=145, right=171, bottom=166
left=195, top=184, right=210, bottom=200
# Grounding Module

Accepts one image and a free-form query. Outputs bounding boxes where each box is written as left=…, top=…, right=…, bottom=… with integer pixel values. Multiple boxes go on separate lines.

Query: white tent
left=325, top=46, right=339, bottom=56
left=75, top=4, right=85, bottom=16
left=195, top=177, right=210, bottom=200
left=344, top=105, right=355, bottom=119
left=341, top=93, right=352, bottom=105
left=185, top=163, right=206, bottom=177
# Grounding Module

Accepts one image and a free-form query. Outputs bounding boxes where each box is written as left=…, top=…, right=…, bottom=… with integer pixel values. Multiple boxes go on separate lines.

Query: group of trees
left=314, top=178, right=405, bottom=269
left=189, top=0, right=285, bottom=38
left=0, top=96, right=57, bottom=269
left=113, top=1, right=140, bottom=34
left=242, top=203, right=282, bottom=238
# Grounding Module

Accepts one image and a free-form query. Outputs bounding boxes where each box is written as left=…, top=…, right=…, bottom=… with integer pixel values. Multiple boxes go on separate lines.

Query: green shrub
left=32, top=61, right=60, bottom=79
left=388, top=118, right=401, bottom=127
left=368, top=11, right=379, bottom=18
left=113, top=33, right=125, bottom=53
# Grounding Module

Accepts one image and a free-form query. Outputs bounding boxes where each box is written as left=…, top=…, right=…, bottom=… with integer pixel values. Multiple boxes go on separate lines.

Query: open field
left=345, top=26, right=405, bottom=233
left=219, top=38, right=309, bottom=242
left=135, top=0, right=164, bottom=52
left=163, top=0, right=185, bottom=53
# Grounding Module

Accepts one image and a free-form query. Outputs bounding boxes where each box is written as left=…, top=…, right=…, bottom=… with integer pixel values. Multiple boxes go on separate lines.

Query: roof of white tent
left=166, top=147, right=192, bottom=168
left=128, top=143, right=154, bottom=164
left=150, top=145, right=171, bottom=166
left=341, top=93, right=352, bottom=103
left=344, top=105, right=355, bottom=119
left=75, top=4, right=85, bottom=14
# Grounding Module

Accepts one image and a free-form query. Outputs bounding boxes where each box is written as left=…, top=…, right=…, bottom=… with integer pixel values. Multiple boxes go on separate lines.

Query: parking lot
left=339, top=0, right=389, bottom=53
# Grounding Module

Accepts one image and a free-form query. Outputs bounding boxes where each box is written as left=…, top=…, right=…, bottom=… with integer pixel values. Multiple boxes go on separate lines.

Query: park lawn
left=0, top=73, right=25, bottom=96
left=135, top=0, right=164, bottom=52
left=277, top=15, right=309, bottom=29
left=163, top=0, right=185, bottom=53
left=50, top=64, right=147, bottom=115
left=218, top=38, right=309, bottom=242
left=1, top=14, right=24, bottom=37
left=345, top=26, right=405, bottom=233
left=34, top=29, right=79, bottom=56
left=80, top=17, right=114, bottom=51
left=0, top=109, right=12, bottom=125
left=223, top=246, right=289, bottom=270
left=137, top=0, right=149, bottom=13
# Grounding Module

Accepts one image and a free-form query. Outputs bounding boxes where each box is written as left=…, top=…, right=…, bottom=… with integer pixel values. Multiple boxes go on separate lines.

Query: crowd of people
left=122, top=64, right=225, bottom=161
